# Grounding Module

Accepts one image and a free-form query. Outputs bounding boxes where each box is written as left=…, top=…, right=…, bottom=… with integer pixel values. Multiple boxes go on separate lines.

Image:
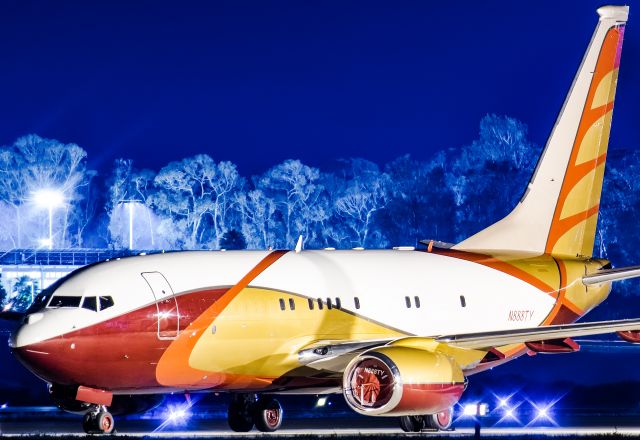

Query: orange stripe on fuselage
left=432, top=248, right=557, bottom=295
left=156, top=250, right=288, bottom=387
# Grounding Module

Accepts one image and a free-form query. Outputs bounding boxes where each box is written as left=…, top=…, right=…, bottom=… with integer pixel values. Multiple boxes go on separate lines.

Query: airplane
left=6, top=4, right=639, bottom=435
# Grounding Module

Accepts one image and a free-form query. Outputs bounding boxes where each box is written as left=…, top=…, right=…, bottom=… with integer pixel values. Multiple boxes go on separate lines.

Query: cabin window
left=317, top=298, right=324, bottom=310
left=335, top=298, right=342, bottom=309
left=81, top=296, right=98, bottom=312
left=326, top=298, right=333, bottom=310
left=289, top=298, right=295, bottom=311
left=405, top=296, right=411, bottom=308
left=354, top=297, right=360, bottom=309
left=308, top=298, right=314, bottom=310
left=279, top=298, right=285, bottom=311
left=99, top=296, right=115, bottom=311
left=460, top=295, right=466, bottom=308
left=414, top=296, right=421, bottom=308
left=48, top=296, right=82, bottom=308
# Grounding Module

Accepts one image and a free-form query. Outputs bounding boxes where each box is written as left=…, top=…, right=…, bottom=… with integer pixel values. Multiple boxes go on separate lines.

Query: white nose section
left=27, top=313, right=44, bottom=325
left=9, top=313, right=45, bottom=347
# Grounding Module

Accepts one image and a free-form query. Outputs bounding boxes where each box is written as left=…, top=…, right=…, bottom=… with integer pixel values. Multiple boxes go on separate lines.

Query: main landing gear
left=228, top=394, right=283, bottom=432
left=399, top=407, right=453, bottom=432
left=82, top=405, right=115, bottom=434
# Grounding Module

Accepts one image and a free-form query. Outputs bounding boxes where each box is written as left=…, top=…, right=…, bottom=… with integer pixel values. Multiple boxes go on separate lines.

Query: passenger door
left=141, top=272, right=180, bottom=339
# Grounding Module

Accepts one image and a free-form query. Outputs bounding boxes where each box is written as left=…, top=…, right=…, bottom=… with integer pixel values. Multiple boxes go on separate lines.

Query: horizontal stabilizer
left=583, top=265, right=640, bottom=285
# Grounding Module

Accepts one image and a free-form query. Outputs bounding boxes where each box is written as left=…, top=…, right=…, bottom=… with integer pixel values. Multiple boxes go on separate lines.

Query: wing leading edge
left=436, top=318, right=640, bottom=349
left=298, top=318, right=640, bottom=371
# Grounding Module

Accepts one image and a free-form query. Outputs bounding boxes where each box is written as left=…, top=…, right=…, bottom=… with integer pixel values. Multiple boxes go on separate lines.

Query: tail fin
left=454, top=6, right=628, bottom=258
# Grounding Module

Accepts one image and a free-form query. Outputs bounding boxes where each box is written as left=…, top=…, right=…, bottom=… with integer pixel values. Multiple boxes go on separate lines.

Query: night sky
left=1, top=0, right=638, bottom=176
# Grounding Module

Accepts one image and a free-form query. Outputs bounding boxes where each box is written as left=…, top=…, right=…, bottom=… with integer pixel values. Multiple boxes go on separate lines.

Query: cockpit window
left=81, top=296, right=98, bottom=312
left=48, top=296, right=82, bottom=308
left=99, top=296, right=114, bottom=311
left=24, top=260, right=108, bottom=315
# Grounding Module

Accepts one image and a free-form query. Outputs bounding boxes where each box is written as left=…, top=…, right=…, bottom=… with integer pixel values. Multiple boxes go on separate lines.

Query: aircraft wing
left=436, top=318, right=640, bottom=349
left=298, top=318, right=640, bottom=371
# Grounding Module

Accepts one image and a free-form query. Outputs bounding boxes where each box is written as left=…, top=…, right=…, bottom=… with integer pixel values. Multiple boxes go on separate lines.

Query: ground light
left=33, top=189, right=64, bottom=250
left=154, top=395, right=200, bottom=432
left=526, top=398, right=562, bottom=427
left=462, top=403, right=489, bottom=417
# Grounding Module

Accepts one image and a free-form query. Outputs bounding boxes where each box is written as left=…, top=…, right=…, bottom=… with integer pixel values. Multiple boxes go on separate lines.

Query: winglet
left=597, top=5, right=629, bottom=21
left=295, top=235, right=303, bottom=253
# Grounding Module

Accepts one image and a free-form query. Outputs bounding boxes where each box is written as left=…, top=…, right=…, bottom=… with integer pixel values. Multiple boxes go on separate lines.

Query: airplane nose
left=11, top=323, right=67, bottom=384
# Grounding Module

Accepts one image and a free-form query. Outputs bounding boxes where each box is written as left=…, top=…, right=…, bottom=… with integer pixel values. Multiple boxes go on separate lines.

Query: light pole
left=118, top=200, right=140, bottom=250
left=34, top=189, right=64, bottom=250
left=129, top=202, right=134, bottom=250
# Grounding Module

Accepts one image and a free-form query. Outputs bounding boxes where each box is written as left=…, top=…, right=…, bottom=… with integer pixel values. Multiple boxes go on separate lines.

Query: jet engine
left=342, top=346, right=465, bottom=416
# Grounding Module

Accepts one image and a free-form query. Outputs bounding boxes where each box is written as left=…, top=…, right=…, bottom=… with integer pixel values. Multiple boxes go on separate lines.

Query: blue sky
left=1, top=0, right=638, bottom=175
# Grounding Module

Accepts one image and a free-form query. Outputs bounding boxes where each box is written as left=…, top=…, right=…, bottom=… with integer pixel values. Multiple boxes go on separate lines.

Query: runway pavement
left=3, top=419, right=640, bottom=438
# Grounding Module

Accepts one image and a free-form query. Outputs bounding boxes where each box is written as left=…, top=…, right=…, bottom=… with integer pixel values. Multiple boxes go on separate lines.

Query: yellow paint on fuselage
left=188, top=287, right=405, bottom=378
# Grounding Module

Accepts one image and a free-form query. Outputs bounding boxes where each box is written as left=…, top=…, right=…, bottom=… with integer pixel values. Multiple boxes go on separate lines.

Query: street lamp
left=118, top=200, right=141, bottom=250
left=34, top=189, right=64, bottom=250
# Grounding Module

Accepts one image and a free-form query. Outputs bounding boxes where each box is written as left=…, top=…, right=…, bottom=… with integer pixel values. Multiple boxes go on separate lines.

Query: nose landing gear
left=82, top=406, right=115, bottom=434
left=227, top=394, right=283, bottom=432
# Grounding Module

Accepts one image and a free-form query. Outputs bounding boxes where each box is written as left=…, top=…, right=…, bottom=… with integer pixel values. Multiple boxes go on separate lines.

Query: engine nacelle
left=342, top=346, right=465, bottom=416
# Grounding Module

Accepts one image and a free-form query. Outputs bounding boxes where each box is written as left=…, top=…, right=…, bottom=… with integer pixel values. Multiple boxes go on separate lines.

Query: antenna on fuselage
left=295, top=235, right=303, bottom=253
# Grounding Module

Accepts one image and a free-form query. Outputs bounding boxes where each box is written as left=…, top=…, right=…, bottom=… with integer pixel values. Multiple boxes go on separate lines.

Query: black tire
left=254, top=397, right=283, bottom=432
left=228, top=401, right=254, bottom=432
left=97, top=411, right=115, bottom=434
left=82, top=412, right=95, bottom=434
left=424, top=408, right=453, bottom=431
left=399, top=415, right=423, bottom=432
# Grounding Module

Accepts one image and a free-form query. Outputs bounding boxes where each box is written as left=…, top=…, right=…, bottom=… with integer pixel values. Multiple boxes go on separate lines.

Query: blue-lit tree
left=0, top=135, right=95, bottom=249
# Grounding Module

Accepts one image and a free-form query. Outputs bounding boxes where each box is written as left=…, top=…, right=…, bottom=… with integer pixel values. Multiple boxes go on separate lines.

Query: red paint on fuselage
left=13, top=288, right=229, bottom=392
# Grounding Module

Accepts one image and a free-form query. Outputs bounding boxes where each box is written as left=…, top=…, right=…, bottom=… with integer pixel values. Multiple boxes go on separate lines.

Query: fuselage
left=10, top=248, right=611, bottom=395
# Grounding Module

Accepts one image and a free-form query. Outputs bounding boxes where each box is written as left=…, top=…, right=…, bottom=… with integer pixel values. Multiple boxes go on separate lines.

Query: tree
left=220, top=229, right=247, bottom=250
left=382, top=155, right=456, bottom=246
left=150, top=155, right=243, bottom=249
left=7, top=276, right=38, bottom=312
left=256, top=160, right=327, bottom=249
left=105, top=159, right=157, bottom=249
left=445, top=114, right=537, bottom=242
left=331, top=159, right=391, bottom=248
left=0, top=135, right=96, bottom=249
left=235, top=189, right=276, bottom=249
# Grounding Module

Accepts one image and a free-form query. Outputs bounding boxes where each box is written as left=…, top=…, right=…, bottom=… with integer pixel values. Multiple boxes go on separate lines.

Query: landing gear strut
left=399, top=407, right=453, bottom=432
left=227, top=394, right=283, bottom=432
left=82, top=406, right=115, bottom=434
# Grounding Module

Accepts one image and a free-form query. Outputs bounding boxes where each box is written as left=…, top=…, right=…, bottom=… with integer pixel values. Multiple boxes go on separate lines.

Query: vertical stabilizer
left=454, top=6, right=628, bottom=257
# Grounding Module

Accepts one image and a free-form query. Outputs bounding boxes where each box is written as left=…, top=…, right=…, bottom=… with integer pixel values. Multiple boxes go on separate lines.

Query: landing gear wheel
left=399, top=415, right=424, bottom=432
left=97, top=411, right=115, bottom=434
left=82, top=412, right=94, bottom=434
left=228, top=400, right=254, bottom=432
left=254, top=397, right=283, bottom=432
left=82, top=408, right=115, bottom=434
left=424, top=407, right=453, bottom=431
